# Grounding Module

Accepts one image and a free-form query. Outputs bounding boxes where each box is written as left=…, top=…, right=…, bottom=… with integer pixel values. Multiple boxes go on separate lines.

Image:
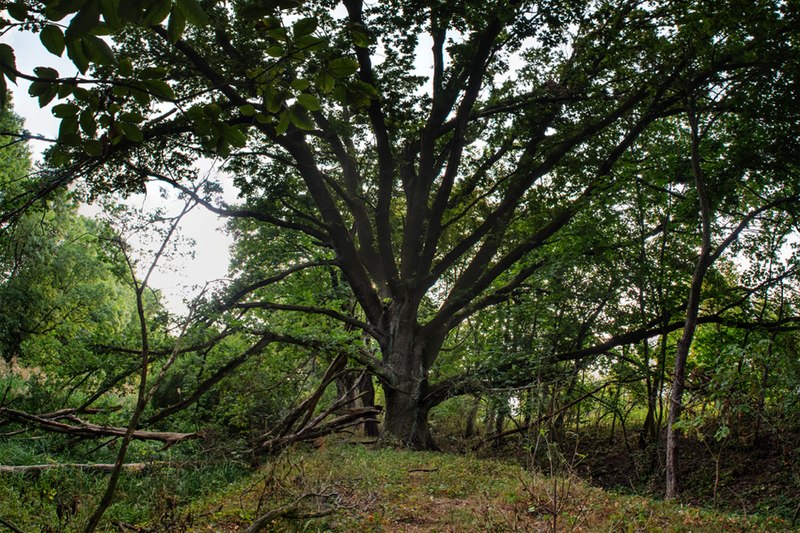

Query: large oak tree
left=1, top=0, right=798, bottom=451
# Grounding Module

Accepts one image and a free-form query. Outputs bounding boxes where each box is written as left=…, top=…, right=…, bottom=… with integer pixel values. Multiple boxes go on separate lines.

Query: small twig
left=111, top=521, right=144, bottom=532
left=0, top=516, right=26, bottom=533
left=243, top=494, right=334, bottom=533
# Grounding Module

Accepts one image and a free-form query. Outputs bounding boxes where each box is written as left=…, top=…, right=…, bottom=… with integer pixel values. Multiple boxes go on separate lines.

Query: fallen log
left=0, top=463, right=151, bottom=473
left=0, top=460, right=207, bottom=474
left=0, top=408, right=198, bottom=445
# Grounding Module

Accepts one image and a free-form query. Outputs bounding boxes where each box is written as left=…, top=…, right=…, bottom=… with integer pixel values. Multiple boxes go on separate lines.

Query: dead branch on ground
left=0, top=407, right=198, bottom=445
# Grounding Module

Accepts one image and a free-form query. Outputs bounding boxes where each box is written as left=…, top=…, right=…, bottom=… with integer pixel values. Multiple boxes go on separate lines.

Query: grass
left=180, top=439, right=794, bottom=532
left=1, top=436, right=795, bottom=531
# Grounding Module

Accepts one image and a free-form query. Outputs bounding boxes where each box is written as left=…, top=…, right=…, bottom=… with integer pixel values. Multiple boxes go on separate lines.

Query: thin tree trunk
left=464, top=396, right=481, bottom=438
left=665, top=104, right=712, bottom=500
left=358, top=373, right=380, bottom=437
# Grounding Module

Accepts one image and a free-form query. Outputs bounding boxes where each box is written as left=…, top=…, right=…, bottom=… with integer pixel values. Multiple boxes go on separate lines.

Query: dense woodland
left=1, top=0, right=800, bottom=530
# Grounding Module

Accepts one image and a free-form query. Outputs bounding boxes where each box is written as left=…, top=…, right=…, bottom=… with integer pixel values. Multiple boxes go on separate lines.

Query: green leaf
left=288, top=106, right=314, bottom=130
left=293, top=17, right=317, bottom=38
left=176, top=0, right=208, bottom=26
left=267, top=27, right=288, bottom=41
left=240, top=5, right=275, bottom=18
left=111, top=86, right=128, bottom=99
left=352, top=80, right=379, bottom=98
left=0, top=44, right=17, bottom=83
left=117, top=57, right=133, bottom=76
left=119, top=111, right=145, bottom=123
left=100, top=0, right=123, bottom=31
left=120, top=122, right=144, bottom=142
left=143, top=0, right=172, bottom=25
left=83, top=139, right=104, bottom=156
left=140, top=67, right=167, bottom=78
left=167, top=7, right=187, bottom=44
left=186, top=105, right=205, bottom=121
left=316, top=72, right=335, bottom=94
left=44, top=2, right=82, bottom=21
left=266, top=45, right=284, bottom=58
left=7, top=3, right=28, bottom=22
left=352, top=30, right=372, bottom=48
left=52, top=103, right=80, bottom=118
left=239, top=104, right=256, bottom=116
left=332, top=83, right=346, bottom=103
left=290, top=78, right=310, bottom=91
left=71, top=87, right=92, bottom=103
left=266, top=90, right=284, bottom=114
left=83, top=35, right=116, bottom=65
left=65, top=0, right=101, bottom=41
left=328, top=57, right=359, bottom=78
left=714, top=425, right=730, bottom=441
left=59, top=115, right=80, bottom=140
left=223, top=124, right=247, bottom=148
left=295, top=35, right=326, bottom=52
left=28, top=81, right=49, bottom=98
left=203, top=102, right=222, bottom=118
left=34, top=67, right=59, bottom=80
left=49, top=146, right=72, bottom=166
left=66, top=39, right=90, bottom=74
left=142, top=79, right=175, bottom=100
left=79, top=109, right=97, bottom=136
left=275, top=109, right=290, bottom=135
left=58, top=84, right=74, bottom=98
left=295, top=93, right=320, bottom=112
left=130, top=87, right=152, bottom=107
left=40, top=25, right=66, bottom=56
left=39, top=84, right=58, bottom=107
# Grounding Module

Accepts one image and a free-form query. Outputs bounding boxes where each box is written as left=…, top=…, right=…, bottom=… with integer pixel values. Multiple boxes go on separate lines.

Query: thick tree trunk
left=382, top=383, right=435, bottom=449
left=379, top=304, right=439, bottom=449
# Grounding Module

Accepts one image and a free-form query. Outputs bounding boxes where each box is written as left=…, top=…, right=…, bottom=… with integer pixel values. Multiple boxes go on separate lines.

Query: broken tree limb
left=260, top=406, right=381, bottom=452
left=0, top=408, right=198, bottom=445
left=244, top=494, right=336, bottom=533
left=267, top=352, right=349, bottom=441
left=0, top=462, right=185, bottom=474
left=473, top=382, right=612, bottom=450
left=0, top=460, right=208, bottom=474
left=0, top=516, right=24, bottom=533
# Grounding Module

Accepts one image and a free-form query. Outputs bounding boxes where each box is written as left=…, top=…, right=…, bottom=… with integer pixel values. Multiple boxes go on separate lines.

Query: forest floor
left=572, top=431, right=800, bottom=520
left=1, top=434, right=798, bottom=531
left=164, top=440, right=793, bottom=532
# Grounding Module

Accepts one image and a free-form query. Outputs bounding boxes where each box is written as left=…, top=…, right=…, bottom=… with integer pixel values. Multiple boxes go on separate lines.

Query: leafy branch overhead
left=2, top=0, right=799, bottom=456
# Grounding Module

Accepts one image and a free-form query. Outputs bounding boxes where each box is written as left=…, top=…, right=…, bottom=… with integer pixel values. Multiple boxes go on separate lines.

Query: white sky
left=2, top=28, right=234, bottom=315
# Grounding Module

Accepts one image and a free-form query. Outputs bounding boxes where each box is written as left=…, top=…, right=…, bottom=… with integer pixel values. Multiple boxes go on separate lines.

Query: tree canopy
left=1, top=0, right=799, bottom=457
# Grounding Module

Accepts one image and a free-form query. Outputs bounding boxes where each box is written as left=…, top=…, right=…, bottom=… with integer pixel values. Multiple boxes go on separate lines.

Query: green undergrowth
left=0, top=435, right=249, bottom=531
left=0, top=438, right=795, bottom=531
left=183, top=440, right=793, bottom=532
